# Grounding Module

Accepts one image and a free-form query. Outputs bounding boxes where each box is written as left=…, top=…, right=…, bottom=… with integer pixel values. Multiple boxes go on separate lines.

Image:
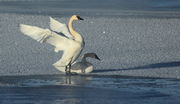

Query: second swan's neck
left=68, top=18, right=83, bottom=43
left=82, top=56, right=87, bottom=62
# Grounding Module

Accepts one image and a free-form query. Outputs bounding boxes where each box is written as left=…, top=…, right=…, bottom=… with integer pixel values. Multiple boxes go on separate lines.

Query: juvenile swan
left=20, top=15, right=84, bottom=74
left=56, top=53, right=100, bottom=74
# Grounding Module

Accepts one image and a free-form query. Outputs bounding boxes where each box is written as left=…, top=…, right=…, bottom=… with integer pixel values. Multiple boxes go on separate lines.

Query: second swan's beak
left=77, top=16, right=84, bottom=20
left=95, top=55, right=101, bottom=61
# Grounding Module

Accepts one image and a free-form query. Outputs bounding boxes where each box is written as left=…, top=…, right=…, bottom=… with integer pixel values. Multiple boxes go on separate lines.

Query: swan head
left=71, top=15, right=84, bottom=21
left=83, top=53, right=101, bottom=61
left=92, top=53, right=100, bottom=61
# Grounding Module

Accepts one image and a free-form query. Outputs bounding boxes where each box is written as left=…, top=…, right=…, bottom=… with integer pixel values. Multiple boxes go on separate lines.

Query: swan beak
left=77, top=16, right=84, bottom=20
left=95, top=55, right=101, bottom=61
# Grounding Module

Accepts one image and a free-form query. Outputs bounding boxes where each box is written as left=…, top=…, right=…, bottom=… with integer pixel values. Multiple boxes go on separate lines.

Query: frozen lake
left=1, top=0, right=180, bottom=104
left=0, top=0, right=180, bottom=78
left=0, top=75, right=180, bottom=104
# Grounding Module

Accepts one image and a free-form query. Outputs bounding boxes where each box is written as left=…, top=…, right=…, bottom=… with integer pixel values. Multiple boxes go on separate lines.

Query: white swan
left=20, top=15, right=85, bottom=74
left=56, top=53, right=100, bottom=74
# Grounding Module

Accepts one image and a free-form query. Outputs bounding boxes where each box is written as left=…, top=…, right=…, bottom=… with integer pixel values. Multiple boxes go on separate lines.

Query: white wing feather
left=49, top=17, right=73, bottom=39
left=20, top=24, right=81, bottom=67
left=20, top=24, right=68, bottom=52
left=20, top=24, right=52, bottom=43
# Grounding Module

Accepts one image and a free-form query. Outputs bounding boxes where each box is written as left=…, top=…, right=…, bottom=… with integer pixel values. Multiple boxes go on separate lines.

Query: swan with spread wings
left=20, top=15, right=85, bottom=74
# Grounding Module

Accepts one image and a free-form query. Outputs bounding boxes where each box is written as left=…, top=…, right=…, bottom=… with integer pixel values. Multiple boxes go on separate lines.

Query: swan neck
left=68, top=18, right=83, bottom=43
left=82, top=56, right=87, bottom=62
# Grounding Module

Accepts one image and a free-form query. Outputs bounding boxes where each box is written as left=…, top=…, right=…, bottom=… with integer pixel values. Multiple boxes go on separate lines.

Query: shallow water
left=0, top=75, right=180, bottom=104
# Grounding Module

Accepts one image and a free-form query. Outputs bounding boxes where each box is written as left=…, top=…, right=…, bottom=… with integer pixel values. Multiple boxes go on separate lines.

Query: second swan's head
left=71, top=15, right=84, bottom=21
left=83, top=53, right=101, bottom=61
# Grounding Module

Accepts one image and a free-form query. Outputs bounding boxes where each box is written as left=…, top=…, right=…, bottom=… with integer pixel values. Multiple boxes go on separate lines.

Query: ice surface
left=0, top=13, right=180, bottom=78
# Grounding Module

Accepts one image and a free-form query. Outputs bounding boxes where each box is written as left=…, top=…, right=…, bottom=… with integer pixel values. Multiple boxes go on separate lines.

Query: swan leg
left=65, top=66, right=69, bottom=75
left=69, top=64, right=71, bottom=74
left=67, top=58, right=73, bottom=75
left=65, top=58, right=73, bottom=75
left=83, top=69, right=85, bottom=73
left=65, top=64, right=71, bottom=75
left=81, top=69, right=85, bottom=73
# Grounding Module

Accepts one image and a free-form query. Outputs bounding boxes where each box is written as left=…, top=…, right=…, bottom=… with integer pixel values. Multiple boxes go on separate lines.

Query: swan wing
left=20, top=24, right=69, bottom=52
left=49, top=17, right=73, bottom=39
left=53, top=40, right=82, bottom=67
left=53, top=43, right=80, bottom=67
left=53, top=51, right=72, bottom=67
